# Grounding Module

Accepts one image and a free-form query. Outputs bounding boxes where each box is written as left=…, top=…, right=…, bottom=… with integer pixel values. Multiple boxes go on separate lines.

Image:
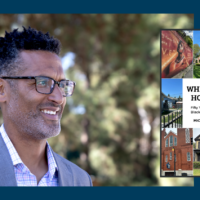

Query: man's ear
left=0, top=79, right=7, bottom=103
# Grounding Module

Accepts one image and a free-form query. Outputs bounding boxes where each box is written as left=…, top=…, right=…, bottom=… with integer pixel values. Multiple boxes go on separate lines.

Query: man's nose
left=47, top=84, right=64, bottom=105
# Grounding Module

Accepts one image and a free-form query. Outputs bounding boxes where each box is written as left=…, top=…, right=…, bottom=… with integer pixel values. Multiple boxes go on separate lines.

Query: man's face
left=178, top=43, right=184, bottom=53
left=5, top=50, right=66, bottom=140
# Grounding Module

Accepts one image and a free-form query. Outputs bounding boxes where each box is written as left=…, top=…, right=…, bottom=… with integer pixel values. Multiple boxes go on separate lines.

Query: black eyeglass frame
left=0, top=76, right=76, bottom=97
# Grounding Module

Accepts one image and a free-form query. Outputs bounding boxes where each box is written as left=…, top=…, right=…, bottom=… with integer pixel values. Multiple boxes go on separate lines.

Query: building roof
left=195, top=134, right=200, bottom=141
left=164, top=130, right=177, bottom=138
left=161, top=92, right=178, bottom=101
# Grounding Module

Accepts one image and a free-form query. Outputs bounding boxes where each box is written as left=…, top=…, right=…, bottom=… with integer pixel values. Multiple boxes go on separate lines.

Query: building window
left=187, top=152, right=191, bottom=161
left=170, top=152, right=172, bottom=160
left=174, top=137, right=177, bottom=146
left=175, top=154, right=176, bottom=162
left=185, top=129, right=190, bottom=143
left=169, top=135, right=173, bottom=147
left=165, top=138, right=168, bottom=147
left=165, top=155, right=168, bottom=162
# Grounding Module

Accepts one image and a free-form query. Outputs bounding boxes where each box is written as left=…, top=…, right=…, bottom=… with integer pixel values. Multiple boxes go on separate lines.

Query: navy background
left=0, top=0, right=198, bottom=199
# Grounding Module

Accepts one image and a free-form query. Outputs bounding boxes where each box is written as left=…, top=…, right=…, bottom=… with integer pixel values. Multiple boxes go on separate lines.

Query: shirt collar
left=46, top=142, right=58, bottom=180
left=0, top=124, right=58, bottom=180
left=0, top=124, right=22, bottom=166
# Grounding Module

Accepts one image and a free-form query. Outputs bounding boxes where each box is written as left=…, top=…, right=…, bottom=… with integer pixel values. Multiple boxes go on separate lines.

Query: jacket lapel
left=0, top=132, right=74, bottom=186
left=0, top=134, right=17, bottom=186
left=52, top=151, right=73, bottom=186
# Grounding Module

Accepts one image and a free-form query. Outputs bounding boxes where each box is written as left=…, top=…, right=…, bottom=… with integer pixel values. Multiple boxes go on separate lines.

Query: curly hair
left=0, top=26, right=61, bottom=76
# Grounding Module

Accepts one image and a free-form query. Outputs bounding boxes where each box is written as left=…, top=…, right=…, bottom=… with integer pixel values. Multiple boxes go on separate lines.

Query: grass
left=162, top=109, right=181, bottom=116
left=161, top=117, right=182, bottom=124
left=162, top=110, right=172, bottom=115
left=193, top=169, right=200, bottom=176
left=161, top=113, right=182, bottom=125
left=193, top=65, right=200, bottom=78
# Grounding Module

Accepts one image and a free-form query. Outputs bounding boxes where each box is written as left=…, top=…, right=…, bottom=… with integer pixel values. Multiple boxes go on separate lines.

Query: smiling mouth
left=41, top=109, right=57, bottom=115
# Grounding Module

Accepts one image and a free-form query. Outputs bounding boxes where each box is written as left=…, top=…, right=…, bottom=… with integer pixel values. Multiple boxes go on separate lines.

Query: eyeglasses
left=0, top=76, right=76, bottom=97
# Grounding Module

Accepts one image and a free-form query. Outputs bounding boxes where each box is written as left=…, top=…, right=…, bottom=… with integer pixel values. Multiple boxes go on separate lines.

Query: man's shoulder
left=53, top=151, right=93, bottom=186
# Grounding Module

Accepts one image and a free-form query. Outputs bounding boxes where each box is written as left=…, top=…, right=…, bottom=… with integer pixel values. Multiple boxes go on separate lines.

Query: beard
left=6, top=88, right=61, bottom=140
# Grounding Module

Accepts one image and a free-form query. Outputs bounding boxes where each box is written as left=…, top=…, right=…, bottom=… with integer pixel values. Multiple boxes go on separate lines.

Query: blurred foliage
left=0, top=14, right=194, bottom=186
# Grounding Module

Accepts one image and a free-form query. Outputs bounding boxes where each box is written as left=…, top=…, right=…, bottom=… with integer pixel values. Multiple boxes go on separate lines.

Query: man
left=0, top=27, right=92, bottom=186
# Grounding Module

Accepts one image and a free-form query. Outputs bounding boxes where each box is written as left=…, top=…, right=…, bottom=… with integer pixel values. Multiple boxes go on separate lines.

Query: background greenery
left=194, top=43, right=200, bottom=58
left=193, top=64, right=200, bottom=78
left=193, top=162, right=200, bottom=169
left=177, top=30, right=193, bottom=49
left=0, top=14, right=194, bottom=186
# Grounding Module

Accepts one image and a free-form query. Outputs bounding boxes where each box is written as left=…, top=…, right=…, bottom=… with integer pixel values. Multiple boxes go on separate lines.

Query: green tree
left=194, top=44, right=200, bottom=58
left=185, top=36, right=193, bottom=49
left=176, top=30, right=193, bottom=48
left=193, top=142, right=196, bottom=149
left=178, top=96, right=182, bottom=101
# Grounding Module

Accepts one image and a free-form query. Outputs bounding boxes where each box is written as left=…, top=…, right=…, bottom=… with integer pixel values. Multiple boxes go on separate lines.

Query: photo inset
left=161, top=128, right=193, bottom=177
left=161, top=79, right=182, bottom=128
left=193, top=31, right=200, bottom=78
left=161, top=30, right=193, bottom=78
left=193, top=129, right=200, bottom=176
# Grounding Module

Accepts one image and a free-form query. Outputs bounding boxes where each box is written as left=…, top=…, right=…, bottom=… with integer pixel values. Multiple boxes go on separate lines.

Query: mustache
left=39, top=103, right=62, bottom=110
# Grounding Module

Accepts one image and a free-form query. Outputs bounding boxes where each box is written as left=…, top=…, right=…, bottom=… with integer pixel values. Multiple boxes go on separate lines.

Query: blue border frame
left=0, top=1, right=198, bottom=199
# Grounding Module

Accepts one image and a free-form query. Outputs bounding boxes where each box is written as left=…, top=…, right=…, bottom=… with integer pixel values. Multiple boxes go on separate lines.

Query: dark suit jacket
left=0, top=134, right=92, bottom=186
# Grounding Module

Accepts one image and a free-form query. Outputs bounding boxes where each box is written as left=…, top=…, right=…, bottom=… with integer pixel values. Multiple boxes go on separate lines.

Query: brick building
left=161, top=128, right=193, bottom=176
